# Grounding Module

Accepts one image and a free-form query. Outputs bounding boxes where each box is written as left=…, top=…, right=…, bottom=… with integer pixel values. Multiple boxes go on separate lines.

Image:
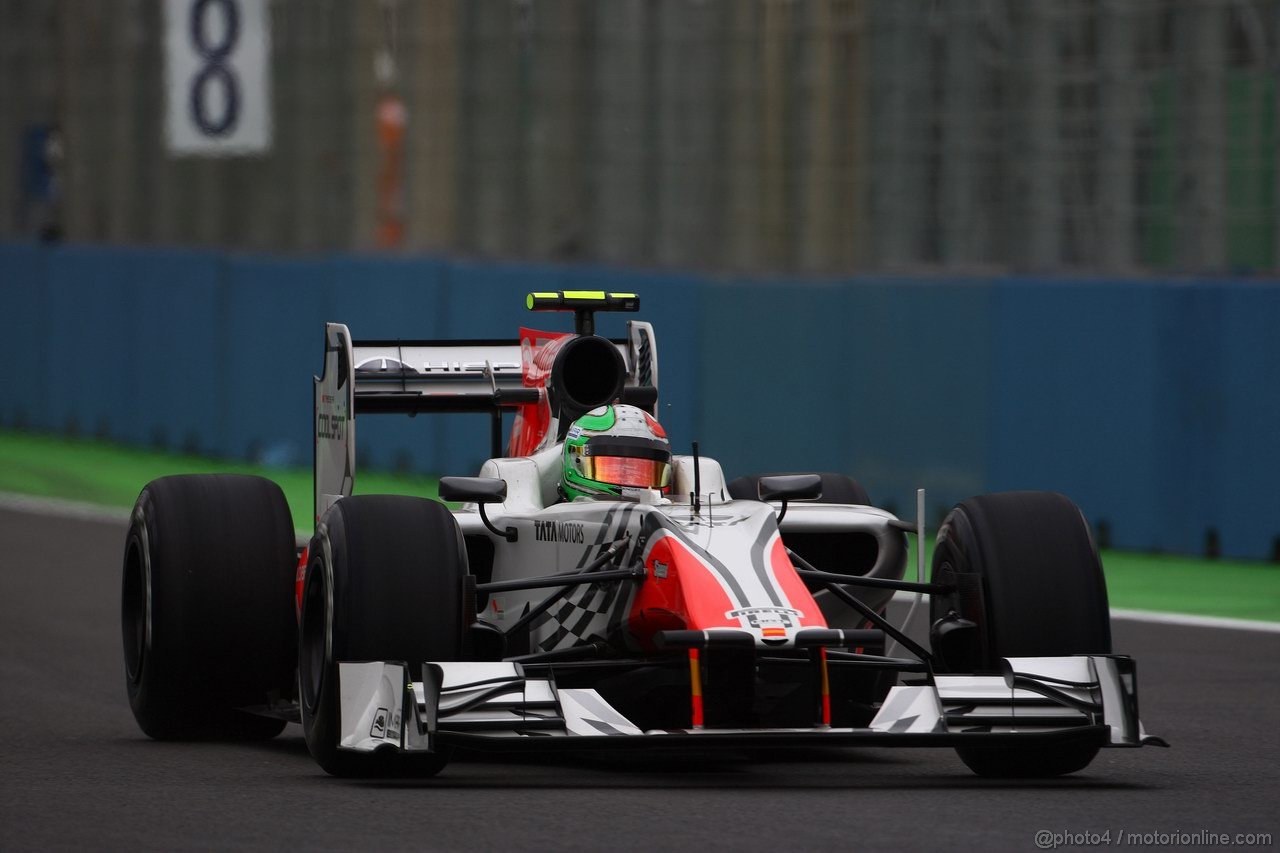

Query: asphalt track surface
left=2, top=507, right=1277, bottom=852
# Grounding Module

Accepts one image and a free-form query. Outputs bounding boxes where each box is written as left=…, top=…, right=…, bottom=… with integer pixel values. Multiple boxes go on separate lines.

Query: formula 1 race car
left=121, top=291, right=1165, bottom=778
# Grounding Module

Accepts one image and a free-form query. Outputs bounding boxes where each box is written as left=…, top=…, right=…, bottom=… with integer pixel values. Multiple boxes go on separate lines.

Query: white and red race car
left=122, top=291, right=1165, bottom=777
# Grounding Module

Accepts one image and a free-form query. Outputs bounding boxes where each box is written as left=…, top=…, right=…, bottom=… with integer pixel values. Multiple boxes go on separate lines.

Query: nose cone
left=625, top=504, right=827, bottom=649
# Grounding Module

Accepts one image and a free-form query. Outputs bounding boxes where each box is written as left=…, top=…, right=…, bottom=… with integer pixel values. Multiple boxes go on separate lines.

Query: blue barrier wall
left=3, top=243, right=1278, bottom=559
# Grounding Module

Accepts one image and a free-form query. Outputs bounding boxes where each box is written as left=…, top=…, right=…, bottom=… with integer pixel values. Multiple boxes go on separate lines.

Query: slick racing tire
left=300, top=496, right=468, bottom=777
left=122, top=475, right=297, bottom=740
left=929, top=491, right=1111, bottom=778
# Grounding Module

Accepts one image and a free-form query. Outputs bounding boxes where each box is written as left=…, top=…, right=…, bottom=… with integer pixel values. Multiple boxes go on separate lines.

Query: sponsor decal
left=317, top=411, right=346, bottom=441
left=726, top=606, right=803, bottom=630
left=567, top=424, right=584, bottom=440
left=370, top=707, right=389, bottom=739
left=419, top=360, right=520, bottom=374
left=355, top=357, right=418, bottom=374
left=390, top=711, right=401, bottom=738
left=652, top=560, right=669, bottom=579
left=534, top=519, right=586, bottom=544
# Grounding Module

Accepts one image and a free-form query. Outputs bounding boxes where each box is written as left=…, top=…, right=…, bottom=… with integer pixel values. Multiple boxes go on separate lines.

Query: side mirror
left=438, top=477, right=515, bottom=541
left=757, top=473, right=822, bottom=524
left=439, top=476, right=507, bottom=504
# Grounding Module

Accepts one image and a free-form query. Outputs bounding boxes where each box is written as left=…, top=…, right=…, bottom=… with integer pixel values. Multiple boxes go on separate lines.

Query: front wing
left=334, top=655, right=1166, bottom=754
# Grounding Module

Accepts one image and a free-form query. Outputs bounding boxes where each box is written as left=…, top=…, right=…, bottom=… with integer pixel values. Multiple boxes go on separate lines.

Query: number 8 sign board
left=164, top=0, right=272, bottom=154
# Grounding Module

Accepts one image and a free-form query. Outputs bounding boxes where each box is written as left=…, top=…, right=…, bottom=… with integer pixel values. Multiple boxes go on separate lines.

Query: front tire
left=122, top=475, right=297, bottom=740
left=300, top=496, right=468, bottom=777
left=930, top=491, right=1111, bottom=777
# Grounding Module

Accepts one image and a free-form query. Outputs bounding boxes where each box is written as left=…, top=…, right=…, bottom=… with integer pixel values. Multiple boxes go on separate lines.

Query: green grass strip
left=1102, top=551, right=1280, bottom=622
left=3, top=430, right=1278, bottom=622
left=0, top=430, right=440, bottom=534
left=904, top=536, right=1280, bottom=623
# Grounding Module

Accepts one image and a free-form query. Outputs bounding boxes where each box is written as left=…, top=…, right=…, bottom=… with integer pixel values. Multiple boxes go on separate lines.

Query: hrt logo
left=726, top=607, right=802, bottom=629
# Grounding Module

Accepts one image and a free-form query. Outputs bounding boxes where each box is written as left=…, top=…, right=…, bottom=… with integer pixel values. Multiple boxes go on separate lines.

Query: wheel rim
left=121, top=533, right=149, bottom=685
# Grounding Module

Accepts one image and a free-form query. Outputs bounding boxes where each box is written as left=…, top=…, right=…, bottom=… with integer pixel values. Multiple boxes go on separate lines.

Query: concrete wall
left=3, top=243, right=1277, bottom=559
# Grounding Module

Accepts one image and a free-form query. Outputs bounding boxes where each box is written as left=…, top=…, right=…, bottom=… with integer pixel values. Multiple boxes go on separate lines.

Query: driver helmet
left=561, top=404, right=672, bottom=501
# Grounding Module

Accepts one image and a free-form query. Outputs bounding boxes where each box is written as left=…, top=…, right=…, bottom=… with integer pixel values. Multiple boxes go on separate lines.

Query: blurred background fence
left=4, top=0, right=1280, bottom=274
left=3, top=242, right=1279, bottom=561
left=3, top=0, right=1280, bottom=560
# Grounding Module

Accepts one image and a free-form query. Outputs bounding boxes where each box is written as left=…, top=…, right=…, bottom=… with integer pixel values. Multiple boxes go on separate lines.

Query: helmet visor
left=581, top=455, right=672, bottom=491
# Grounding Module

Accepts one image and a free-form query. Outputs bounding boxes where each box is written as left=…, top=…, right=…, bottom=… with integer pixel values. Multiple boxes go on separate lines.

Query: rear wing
left=314, top=319, right=658, bottom=524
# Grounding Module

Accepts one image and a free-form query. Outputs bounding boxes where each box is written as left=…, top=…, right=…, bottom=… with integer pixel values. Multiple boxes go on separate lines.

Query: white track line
left=1110, top=608, right=1280, bottom=634
left=0, top=492, right=131, bottom=524
left=890, top=593, right=1280, bottom=635
left=0, top=491, right=312, bottom=543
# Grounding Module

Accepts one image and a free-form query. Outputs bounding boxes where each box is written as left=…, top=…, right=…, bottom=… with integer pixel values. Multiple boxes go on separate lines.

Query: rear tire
left=299, top=496, right=468, bottom=777
left=122, top=475, right=297, bottom=740
left=929, top=491, right=1111, bottom=777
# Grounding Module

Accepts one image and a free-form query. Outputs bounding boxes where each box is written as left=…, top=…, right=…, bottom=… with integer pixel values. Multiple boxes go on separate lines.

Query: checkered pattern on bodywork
left=529, top=505, right=640, bottom=652
left=530, top=580, right=626, bottom=651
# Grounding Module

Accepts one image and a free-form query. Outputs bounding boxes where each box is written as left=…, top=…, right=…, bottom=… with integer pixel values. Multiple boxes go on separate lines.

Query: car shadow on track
left=115, top=726, right=1155, bottom=793
left=232, top=736, right=1155, bottom=793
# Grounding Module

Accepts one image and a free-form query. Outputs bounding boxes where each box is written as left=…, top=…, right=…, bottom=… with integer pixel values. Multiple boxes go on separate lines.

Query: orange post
left=689, top=648, right=704, bottom=729
left=820, top=647, right=832, bottom=727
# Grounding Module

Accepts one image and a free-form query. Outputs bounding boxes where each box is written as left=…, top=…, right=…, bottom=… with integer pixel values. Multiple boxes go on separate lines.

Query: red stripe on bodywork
left=626, top=532, right=739, bottom=647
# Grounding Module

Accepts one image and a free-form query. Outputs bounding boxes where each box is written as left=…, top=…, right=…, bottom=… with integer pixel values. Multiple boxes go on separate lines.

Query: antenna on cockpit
left=691, top=440, right=702, bottom=516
